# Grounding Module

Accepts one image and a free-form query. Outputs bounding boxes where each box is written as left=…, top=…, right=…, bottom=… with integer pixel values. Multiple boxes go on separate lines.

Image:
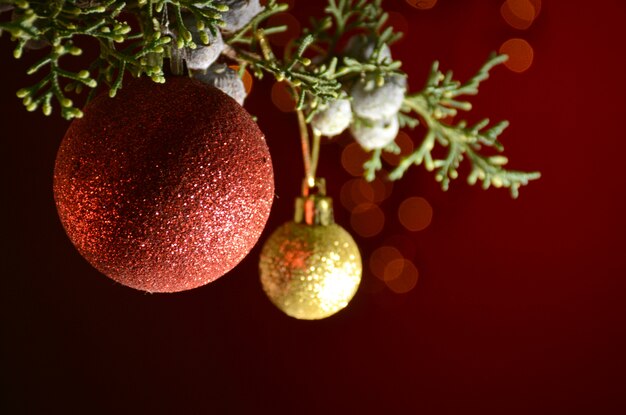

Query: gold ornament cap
left=294, top=178, right=334, bottom=226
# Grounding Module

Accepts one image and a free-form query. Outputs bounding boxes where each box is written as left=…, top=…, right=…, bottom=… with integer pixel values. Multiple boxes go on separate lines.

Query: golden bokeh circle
left=398, top=197, right=433, bottom=232
left=384, top=259, right=419, bottom=294
left=500, top=38, right=534, bottom=73
left=350, top=203, right=385, bottom=238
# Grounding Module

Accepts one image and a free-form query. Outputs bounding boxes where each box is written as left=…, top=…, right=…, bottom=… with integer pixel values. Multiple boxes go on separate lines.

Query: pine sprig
left=323, top=0, right=399, bottom=48
left=17, top=39, right=95, bottom=119
left=147, top=0, right=226, bottom=48
left=223, top=0, right=400, bottom=111
left=0, top=0, right=402, bottom=120
left=0, top=0, right=540, bottom=196
left=387, top=54, right=541, bottom=197
left=420, top=53, right=508, bottom=119
left=230, top=30, right=343, bottom=111
left=307, top=0, right=401, bottom=69
left=363, top=148, right=382, bottom=181
left=296, top=0, right=405, bottom=125
left=4, top=0, right=129, bottom=118
left=0, top=0, right=227, bottom=119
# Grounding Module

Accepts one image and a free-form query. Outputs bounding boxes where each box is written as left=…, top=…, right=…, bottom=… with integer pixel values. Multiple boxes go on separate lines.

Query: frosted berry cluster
left=311, top=35, right=407, bottom=150
left=183, top=0, right=264, bottom=104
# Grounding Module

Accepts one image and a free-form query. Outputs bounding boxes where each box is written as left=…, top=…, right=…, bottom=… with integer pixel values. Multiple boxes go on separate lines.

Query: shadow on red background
left=1, top=1, right=625, bottom=414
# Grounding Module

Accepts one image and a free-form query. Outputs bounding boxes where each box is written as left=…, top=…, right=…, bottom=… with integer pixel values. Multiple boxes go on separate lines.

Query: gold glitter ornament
left=259, top=180, right=362, bottom=320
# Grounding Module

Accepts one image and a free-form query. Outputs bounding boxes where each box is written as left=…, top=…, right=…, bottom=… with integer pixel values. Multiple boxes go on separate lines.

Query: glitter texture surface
left=53, top=77, right=274, bottom=293
left=259, top=222, right=362, bottom=320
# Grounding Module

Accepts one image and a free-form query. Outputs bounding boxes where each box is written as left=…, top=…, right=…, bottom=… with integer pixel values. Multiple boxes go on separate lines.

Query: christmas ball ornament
left=350, top=73, right=407, bottom=121
left=350, top=115, right=399, bottom=150
left=259, top=181, right=362, bottom=320
left=311, top=97, right=352, bottom=137
left=194, top=63, right=247, bottom=105
left=53, top=77, right=274, bottom=293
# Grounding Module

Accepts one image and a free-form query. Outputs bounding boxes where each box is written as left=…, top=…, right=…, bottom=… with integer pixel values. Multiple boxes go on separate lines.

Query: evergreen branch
left=230, top=29, right=342, bottom=109
left=16, top=39, right=96, bottom=119
left=332, top=56, right=402, bottom=79
left=397, top=111, right=419, bottom=129
left=453, top=53, right=509, bottom=97
left=364, top=148, right=382, bottom=181
left=325, top=0, right=384, bottom=42
left=295, top=0, right=405, bottom=125
left=0, top=1, right=540, bottom=196
left=1, top=0, right=226, bottom=119
left=388, top=56, right=541, bottom=197
left=1, top=0, right=402, bottom=118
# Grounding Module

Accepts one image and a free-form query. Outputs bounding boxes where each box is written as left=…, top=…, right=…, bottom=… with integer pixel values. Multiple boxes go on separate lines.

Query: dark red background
left=2, top=1, right=625, bottom=413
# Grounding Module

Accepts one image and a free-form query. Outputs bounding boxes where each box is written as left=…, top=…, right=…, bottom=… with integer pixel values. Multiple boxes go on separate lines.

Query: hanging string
left=255, top=29, right=322, bottom=195
left=162, top=4, right=184, bottom=75
left=297, top=108, right=323, bottom=193
left=310, top=129, right=321, bottom=183
left=297, top=109, right=325, bottom=199
left=296, top=109, right=311, bottom=183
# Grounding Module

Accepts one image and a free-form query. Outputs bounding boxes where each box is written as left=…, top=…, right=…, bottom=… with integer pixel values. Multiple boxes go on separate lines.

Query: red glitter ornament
left=53, top=77, right=274, bottom=293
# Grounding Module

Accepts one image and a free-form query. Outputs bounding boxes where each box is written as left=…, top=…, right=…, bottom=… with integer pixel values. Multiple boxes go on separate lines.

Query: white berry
left=311, top=98, right=352, bottom=137
left=217, top=0, right=265, bottom=32
left=184, top=28, right=224, bottom=71
left=194, top=63, right=247, bottom=105
left=343, top=34, right=392, bottom=63
left=350, top=73, right=407, bottom=121
left=350, top=115, right=399, bottom=151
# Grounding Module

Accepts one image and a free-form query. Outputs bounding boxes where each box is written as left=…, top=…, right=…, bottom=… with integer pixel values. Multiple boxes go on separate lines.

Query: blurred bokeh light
left=369, top=246, right=404, bottom=280
left=405, top=0, right=438, bottom=10
left=500, top=38, right=534, bottom=73
left=382, top=131, right=414, bottom=166
left=266, top=12, right=301, bottom=47
left=384, top=258, right=419, bottom=294
left=398, top=196, right=433, bottom=232
left=340, top=178, right=391, bottom=212
left=341, top=179, right=373, bottom=211
left=500, top=0, right=541, bottom=30
left=501, top=0, right=533, bottom=30
left=341, top=142, right=369, bottom=177
left=229, top=65, right=253, bottom=94
left=350, top=203, right=385, bottom=237
left=271, top=81, right=296, bottom=112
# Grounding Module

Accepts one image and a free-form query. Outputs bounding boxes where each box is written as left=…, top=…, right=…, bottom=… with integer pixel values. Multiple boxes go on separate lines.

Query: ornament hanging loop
left=293, top=70, right=329, bottom=225
left=301, top=177, right=326, bottom=197
left=169, top=46, right=185, bottom=76
left=161, top=3, right=184, bottom=76
left=296, top=105, right=322, bottom=187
